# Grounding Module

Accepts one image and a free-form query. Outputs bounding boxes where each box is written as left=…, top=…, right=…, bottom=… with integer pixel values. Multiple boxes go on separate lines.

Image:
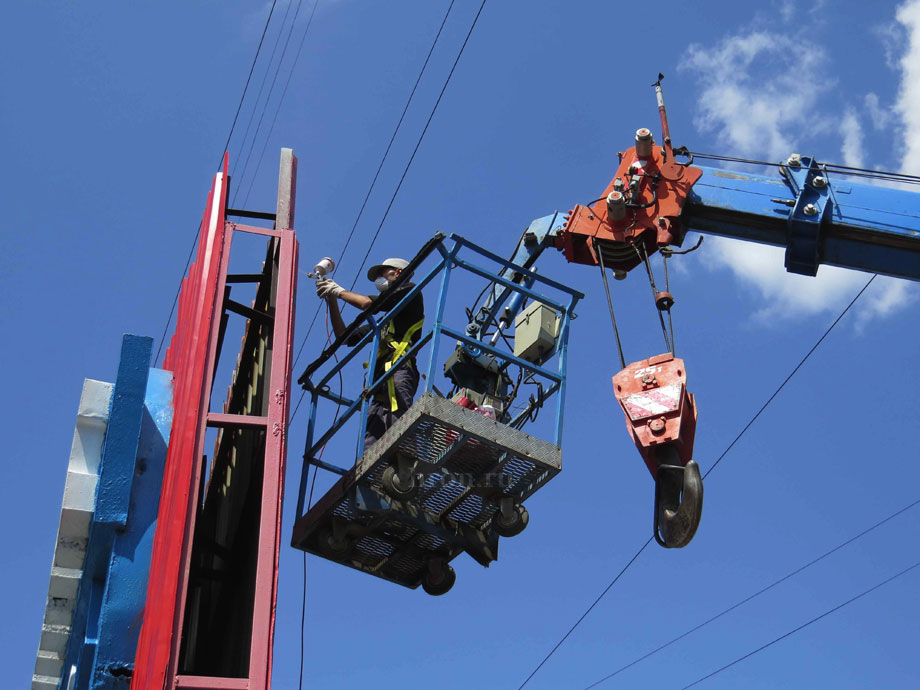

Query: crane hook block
left=612, top=353, right=703, bottom=548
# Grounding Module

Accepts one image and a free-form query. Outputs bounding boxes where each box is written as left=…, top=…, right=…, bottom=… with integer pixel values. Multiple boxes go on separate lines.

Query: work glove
left=316, top=278, right=344, bottom=299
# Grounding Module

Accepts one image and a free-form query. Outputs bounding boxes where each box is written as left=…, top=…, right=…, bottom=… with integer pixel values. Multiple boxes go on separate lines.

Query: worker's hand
left=316, top=278, right=344, bottom=299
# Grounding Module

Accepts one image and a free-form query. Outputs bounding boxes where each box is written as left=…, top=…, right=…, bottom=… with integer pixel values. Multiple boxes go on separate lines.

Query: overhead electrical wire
left=219, top=0, right=281, bottom=169
left=230, top=0, right=299, bottom=204
left=679, top=560, right=920, bottom=689
left=349, top=0, right=489, bottom=290
left=234, top=0, right=311, bottom=205
left=289, top=0, right=457, bottom=374
left=154, top=0, right=281, bottom=364
left=581, top=495, right=920, bottom=689
left=239, top=0, right=320, bottom=208
left=289, top=0, right=488, bottom=423
left=516, top=273, right=879, bottom=689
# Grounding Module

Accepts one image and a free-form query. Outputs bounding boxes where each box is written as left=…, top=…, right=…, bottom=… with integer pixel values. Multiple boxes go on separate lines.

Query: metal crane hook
left=652, top=446, right=703, bottom=548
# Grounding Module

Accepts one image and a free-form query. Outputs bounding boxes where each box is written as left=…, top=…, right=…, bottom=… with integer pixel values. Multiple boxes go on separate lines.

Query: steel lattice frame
left=131, top=151, right=298, bottom=690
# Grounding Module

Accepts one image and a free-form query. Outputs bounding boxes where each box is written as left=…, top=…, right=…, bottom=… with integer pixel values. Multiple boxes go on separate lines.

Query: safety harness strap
left=383, top=318, right=424, bottom=412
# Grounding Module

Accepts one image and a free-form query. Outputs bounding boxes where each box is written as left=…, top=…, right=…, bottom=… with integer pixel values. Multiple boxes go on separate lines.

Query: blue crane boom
left=686, top=159, right=920, bottom=280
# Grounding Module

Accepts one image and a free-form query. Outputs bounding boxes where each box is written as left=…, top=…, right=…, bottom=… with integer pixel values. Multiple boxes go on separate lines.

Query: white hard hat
left=366, top=257, right=409, bottom=281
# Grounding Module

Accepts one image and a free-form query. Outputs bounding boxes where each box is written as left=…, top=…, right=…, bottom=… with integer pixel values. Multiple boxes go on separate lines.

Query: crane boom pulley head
left=555, top=78, right=703, bottom=274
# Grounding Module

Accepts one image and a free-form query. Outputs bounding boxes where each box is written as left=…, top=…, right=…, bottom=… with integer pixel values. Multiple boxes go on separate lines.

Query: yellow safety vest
left=381, top=318, right=424, bottom=412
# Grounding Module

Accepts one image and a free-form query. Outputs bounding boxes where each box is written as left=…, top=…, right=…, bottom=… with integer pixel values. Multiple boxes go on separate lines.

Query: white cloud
left=680, top=32, right=833, bottom=161
left=864, top=93, right=892, bottom=130
left=874, top=16, right=908, bottom=70
left=701, top=237, right=916, bottom=327
left=895, top=0, right=920, bottom=175
left=680, top=13, right=918, bottom=327
left=839, top=110, right=865, bottom=168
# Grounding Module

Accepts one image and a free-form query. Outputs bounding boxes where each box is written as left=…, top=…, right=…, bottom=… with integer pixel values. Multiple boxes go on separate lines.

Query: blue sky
left=4, top=1, right=920, bottom=688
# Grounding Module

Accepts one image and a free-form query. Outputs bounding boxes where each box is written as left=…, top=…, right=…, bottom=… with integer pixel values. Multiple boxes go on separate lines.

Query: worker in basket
left=317, top=258, right=425, bottom=449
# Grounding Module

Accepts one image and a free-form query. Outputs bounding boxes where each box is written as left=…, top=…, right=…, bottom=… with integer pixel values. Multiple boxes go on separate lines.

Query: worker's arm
left=318, top=278, right=374, bottom=339
left=325, top=295, right=347, bottom=338
left=338, top=290, right=373, bottom=311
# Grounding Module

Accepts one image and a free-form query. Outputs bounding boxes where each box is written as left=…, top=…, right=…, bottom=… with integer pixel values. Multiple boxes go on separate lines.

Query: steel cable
left=289, top=0, right=458, bottom=373
left=154, top=1, right=280, bottom=364
left=581, top=496, right=920, bottom=688
left=515, top=273, right=879, bottom=688
left=679, top=560, right=920, bottom=689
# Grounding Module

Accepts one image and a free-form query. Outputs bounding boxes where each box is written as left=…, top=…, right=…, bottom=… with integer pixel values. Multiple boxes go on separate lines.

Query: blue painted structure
left=296, top=233, right=583, bottom=520
left=60, top=335, right=173, bottom=690
left=685, top=161, right=920, bottom=280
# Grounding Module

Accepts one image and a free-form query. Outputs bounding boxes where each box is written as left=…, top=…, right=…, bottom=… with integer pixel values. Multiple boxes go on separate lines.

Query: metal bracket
left=782, top=154, right=833, bottom=276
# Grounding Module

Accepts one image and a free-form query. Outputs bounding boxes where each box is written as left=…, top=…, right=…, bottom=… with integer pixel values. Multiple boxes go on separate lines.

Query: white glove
left=316, top=278, right=344, bottom=299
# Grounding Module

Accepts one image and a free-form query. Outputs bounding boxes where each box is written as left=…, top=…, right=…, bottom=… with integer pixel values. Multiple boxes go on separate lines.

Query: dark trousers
left=365, top=363, right=419, bottom=449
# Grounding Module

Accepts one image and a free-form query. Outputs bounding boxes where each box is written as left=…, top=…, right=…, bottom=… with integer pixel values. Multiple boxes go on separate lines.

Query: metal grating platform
left=292, top=392, right=562, bottom=588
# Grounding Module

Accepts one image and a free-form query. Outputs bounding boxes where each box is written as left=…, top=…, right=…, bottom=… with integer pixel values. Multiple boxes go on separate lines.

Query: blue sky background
left=4, top=1, right=920, bottom=688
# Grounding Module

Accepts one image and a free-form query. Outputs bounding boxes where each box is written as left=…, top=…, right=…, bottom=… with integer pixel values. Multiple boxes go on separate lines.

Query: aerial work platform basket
left=292, top=232, right=582, bottom=594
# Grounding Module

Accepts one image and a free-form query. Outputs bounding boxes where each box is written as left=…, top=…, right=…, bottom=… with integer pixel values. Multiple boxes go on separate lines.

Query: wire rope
left=679, top=560, right=920, bottom=689
left=515, top=273, right=878, bottom=688
left=289, top=0, right=457, bottom=373
left=593, top=237, right=627, bottom=369
left=581, top=495, right=920, bottom=689
left=690, top=152, right=920, bottom=186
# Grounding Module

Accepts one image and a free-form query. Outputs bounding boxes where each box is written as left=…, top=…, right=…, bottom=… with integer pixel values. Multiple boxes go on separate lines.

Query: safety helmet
left=366, top=257, right=410, bottom=281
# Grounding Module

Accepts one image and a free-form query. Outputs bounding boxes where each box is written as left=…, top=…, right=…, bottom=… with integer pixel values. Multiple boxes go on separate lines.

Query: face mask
left=374, top=276, right=390, bottom=292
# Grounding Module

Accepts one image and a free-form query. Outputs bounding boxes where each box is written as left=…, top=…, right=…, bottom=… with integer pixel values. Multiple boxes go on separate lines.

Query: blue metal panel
left=94, top=337, right=151, bottom=527
left=59, top=336, right=174, bottom=690
left=685, top=165, right=920, bottom=280
left=90, top=367, right=172, bottom=689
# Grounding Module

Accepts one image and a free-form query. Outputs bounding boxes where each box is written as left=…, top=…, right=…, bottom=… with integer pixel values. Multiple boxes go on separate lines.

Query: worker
left=316, top=258, right=425, bottom=449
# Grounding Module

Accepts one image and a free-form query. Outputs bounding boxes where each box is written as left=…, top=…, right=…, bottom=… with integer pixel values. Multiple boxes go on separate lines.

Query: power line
left=349, top=0, right=489, bottom=291
left=231, top=0, right=298, bottom=201
left=234, top=0, right=309, bottom=204
left=153, top=1, right=281, bottom=364
left=290, top=0, right=457, bottom=374
left=294, top=0, right=489, bottom=418
left=515, top=274, right=878, bottom=688
left=290, top=0, right=487, bottom=420
left=703, top=274, right=876, bottom=479
left=220, top=0, right=281, bottom=166
left=680, top=560, right=920, bottom=689
left=239, top=0, right=320, bottom=208
left=582, top=496, right=920, bottom=689
left=516, top=536, right=653, bottom=690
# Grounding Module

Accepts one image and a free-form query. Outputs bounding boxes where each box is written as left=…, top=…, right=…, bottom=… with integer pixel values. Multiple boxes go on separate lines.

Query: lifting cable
left=154, top=0, right=282, bottom=365
left=593, top=237, right=627, bottom=369
left=633, top=240, right=673, bottom=353
left=680, top=560, right=920, bottom=689
left=289, top=0, right=458, bottom=374
left=581, top=495, right=920, bottom=688
left=516, top=272, right=879, bottom=689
